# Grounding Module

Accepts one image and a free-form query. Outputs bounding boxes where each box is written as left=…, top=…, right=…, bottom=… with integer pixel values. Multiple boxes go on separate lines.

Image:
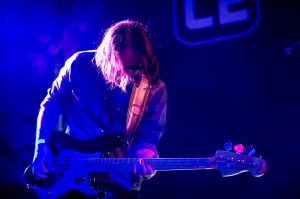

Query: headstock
left=215, top=143, right=267, bottom=177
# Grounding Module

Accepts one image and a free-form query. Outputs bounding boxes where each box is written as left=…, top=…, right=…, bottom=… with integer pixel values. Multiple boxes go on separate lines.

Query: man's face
left=120, top=47, right=143, bottom=79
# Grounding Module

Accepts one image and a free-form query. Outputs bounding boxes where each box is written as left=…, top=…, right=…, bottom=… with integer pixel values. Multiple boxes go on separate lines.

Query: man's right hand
left=32, top=144, right=49, bottom=180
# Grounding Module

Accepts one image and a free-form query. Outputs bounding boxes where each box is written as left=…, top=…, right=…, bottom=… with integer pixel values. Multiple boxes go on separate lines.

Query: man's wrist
left=36, top=139, right=46, bottom=145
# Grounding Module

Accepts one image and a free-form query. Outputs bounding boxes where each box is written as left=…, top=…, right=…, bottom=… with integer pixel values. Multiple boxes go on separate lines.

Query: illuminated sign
left=173, top=0, right=261, bottom=45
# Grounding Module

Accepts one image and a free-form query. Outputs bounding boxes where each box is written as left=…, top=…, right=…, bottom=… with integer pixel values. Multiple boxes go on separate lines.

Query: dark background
left=0, top=0, right=300, bottom=198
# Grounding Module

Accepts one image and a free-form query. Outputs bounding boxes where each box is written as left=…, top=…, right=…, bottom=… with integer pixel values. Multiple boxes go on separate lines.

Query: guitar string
left=47, top=158, right=213, bottom=171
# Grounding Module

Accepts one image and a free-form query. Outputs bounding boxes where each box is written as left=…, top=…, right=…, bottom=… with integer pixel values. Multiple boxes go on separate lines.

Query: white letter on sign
left=184, top=0, right=214, bottom=30
left=219, top=0, right=248, bottom=25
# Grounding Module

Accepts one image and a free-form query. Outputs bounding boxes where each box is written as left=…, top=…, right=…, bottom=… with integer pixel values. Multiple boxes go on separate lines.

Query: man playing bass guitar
left=31, top=19, right=167, bottom=199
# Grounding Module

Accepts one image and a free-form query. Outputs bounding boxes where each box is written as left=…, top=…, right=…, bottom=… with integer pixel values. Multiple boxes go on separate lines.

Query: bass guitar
left=23, top=132, right=267, bottom=199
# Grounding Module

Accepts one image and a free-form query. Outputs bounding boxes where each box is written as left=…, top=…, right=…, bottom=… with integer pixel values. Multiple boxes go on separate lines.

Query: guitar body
left=24, top=132, right=125, bottom=199
left=24, top=149, right=103, bottom=198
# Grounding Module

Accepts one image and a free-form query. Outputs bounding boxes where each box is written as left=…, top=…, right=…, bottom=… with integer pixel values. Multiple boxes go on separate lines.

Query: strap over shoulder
left=125, top=74, right=151, bottom=145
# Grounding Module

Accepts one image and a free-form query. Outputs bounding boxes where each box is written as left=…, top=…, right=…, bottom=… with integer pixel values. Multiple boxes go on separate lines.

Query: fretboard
left=53, top=158, right=213, bottom=172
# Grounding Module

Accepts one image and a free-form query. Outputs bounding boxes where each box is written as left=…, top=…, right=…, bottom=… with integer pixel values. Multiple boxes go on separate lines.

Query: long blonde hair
left=94, top=19, right=160, bottom=92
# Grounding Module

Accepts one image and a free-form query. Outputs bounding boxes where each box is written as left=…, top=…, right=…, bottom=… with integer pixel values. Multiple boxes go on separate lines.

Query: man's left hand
left=133, top=149, right=157, bottom=180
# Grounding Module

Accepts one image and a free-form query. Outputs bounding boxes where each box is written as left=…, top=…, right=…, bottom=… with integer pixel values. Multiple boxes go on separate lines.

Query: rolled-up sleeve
left=35, top=55, right=75, bottom=143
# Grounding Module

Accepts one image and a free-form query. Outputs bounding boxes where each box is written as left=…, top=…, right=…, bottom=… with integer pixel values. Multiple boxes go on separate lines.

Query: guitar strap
left=125, top=74, right=151, bottom=145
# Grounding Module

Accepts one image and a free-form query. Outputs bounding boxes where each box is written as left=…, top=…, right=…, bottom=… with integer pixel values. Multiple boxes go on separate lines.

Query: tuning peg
left=233, top=144, right=244, bottom=154
left=245, top=145, right=256, bottom=156
left=224, top=141, right=233, bottom=151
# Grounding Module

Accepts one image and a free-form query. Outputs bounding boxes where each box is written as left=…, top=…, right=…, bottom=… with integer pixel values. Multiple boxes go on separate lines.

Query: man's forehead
left=120, top=48, right=141, bottom=59
left=120, top=48, right=140, bottom=65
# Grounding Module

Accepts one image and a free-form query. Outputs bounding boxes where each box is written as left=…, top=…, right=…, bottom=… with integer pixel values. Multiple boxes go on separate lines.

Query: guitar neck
left=61, top=158, right=214, bottom=172
left=145, top=158, right=213, bottom=171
